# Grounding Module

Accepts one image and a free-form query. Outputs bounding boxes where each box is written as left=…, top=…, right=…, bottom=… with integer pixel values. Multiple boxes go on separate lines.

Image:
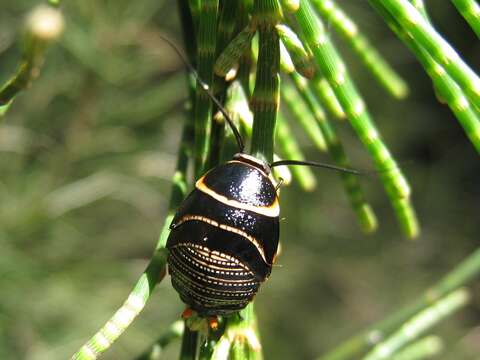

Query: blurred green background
left=1, top=1, right=479, bottom=359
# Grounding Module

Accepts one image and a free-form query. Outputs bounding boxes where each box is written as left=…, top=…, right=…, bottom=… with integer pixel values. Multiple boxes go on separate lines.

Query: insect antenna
left=270, top=159, right=361, bottom=175
left=158, top=33, right=245, bottom=153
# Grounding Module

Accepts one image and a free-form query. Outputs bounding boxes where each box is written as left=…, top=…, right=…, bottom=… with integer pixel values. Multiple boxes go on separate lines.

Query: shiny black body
left=166, top=154, right=279, bottom=316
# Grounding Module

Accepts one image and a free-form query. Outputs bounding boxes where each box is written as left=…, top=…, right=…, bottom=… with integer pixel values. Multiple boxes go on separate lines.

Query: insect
left=163, top=36, right=358, bottom=318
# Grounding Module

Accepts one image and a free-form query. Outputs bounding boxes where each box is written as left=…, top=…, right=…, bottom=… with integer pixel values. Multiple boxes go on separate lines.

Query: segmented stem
left=194, top=0, right=219, bottom=177
left=371, top=1, right=480, bottom=154
left=311, top=0, right=408, bottom=99
left=290, top=73, right=378, bottom=233
left=214, top=25, right=256, bottom=78
left=276, top=24, right=315, bottom=78
left=296, top=0, right=418, bottom=238
left=363, top=289, right=470, bottom=360
left=281, top=80, right=327, bottom=151
left=72, top=251, right=168, bottom=360
left=370, top=0, right=480, bottom=109
left=311, top=76, right=346, bottom=119
left=318, top=247, right=480, bottom=360
left=250, top=0, right=282, bottom=162
left=451, top=0, right=480, bottom=38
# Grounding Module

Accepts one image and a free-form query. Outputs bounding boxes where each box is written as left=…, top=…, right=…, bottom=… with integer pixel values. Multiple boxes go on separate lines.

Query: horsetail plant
left=370, top=0, right=480, bottom=109
left=370, top=0, right=480, bottom=154
left=311, top=0, right=409, bottom=99
left=295, top=0, right=419, bottom=237
left=289, top=72, right=378, bottom=233
left=66, top=0, right=480, bottom=358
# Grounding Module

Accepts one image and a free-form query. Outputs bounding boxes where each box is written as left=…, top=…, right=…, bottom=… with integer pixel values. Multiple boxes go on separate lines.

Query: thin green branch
left=0, top=5, right=64, bottom=116
left=311, top=76, right=346, bottom=120
left=281, top=80, right=327, bottom=151
left=295, top=0, right=418, bottom=238
left=277, top=112, right=317, bottom=191
left=362, top=289, right=470, bottom=360
left=391, top=336, right=443, bottom=360
left=276, top=24, right=315, bottom=78
left=193, top=0, right=219, bottom=177
left=370, top=1, right=480, bottom=154
left=451, top=0, right=480, bottom=38
left=289, top=73, right=378, bottom=233
left=250, top=0, right=282, bottom=162
left=318, top=246, right=480, bottom=360
left=370, top=0, right=480, bottom=109
left=311, top=0, right=409, bottom=99
left=71, top=250, right=168, bottom=360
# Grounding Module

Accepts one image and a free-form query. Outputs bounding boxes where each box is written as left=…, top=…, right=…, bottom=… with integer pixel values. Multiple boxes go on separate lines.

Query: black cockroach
left=163, top=36, right=358, bottom=318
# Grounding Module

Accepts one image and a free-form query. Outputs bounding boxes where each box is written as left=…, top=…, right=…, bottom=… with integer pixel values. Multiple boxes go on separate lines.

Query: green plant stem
left=370, top=1, right=480, bottom=154
left=318, top=246, right=480, bottom=360
left=0, top=5, right=63, bottom=116
left=451, top=0, right=480, bottom=38
left=281, top=80, right=327, bottom=151
left=295, top=0, right=418, bottom=238
left=311, top=0, right=408, bottom=99
left=289, top=73, right=378, bottom=233
left=370, top=0, right=480, bottom=109
left=311, top=75, right=346, bottom=119
left=250, top=0, right=282, bottom=162
left=276, top=24, right=315, bottom=78
left=277, top=112, right=317, bottom=191
left=193, top=0, right=219, bottom=177
left=391, top=336, right=443, bottom=360
left=207, top=0, right=240, bottom=169
left=362, top=289, right=470, bottom=360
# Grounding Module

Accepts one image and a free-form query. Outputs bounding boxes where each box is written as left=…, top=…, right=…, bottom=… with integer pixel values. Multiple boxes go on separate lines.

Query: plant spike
left=451, top=0, right=480, bottom=38
left=0, top=4, right=64, bottom=117
left=362, top=289, right=470, bottom=360
left=311, top=0, right=409, bottom=99
left=370, top=0, right=480, bottom=109
left=290, top=73, right=378, bottom=233
left=295, top=0, right=418, bottom=238
left=193, top=0, right=219, bottom=177
left=391, top=336, right=443, bottom=360
left=318, top=246, right=480, bottom=360
left=370, top=1, right=480, bottom=154
left=312, top=76, right=346, bottom=119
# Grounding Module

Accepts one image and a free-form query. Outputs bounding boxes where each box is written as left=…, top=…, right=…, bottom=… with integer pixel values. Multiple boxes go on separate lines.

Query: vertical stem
left=194, top=0, right=219, bottom=177
left=250, top=0, right=282, bottom=161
